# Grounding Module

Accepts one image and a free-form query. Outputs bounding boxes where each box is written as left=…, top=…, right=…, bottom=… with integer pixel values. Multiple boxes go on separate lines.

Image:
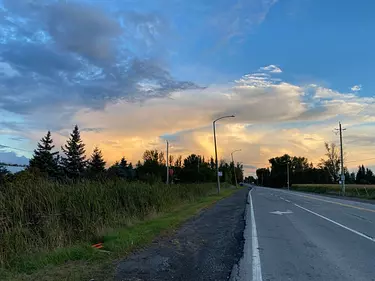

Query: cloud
left=208, top=0, right=279, bottom=43
left=0, top=150, right=29, bottom=165
left=259, top=65, right=282, bottom=73
left=0, top=0, right=200, bottom=117
left=351, top=84, right=362, bottom=92
left=56, top=64, right=375, bottom=175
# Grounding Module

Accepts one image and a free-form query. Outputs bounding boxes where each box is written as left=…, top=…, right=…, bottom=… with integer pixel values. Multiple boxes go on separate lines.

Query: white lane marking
left=284, top=199, right=291, bottom=203
left=272, top=188, right=375, bottom=213
left=294, top=203, right=375, bottom=243
left=250, top=189, right=263, bottom=281
left=269, top=210, right=293, bottom=215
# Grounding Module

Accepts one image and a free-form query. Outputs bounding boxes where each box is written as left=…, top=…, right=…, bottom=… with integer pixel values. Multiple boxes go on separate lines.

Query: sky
left=0, top=0, right=375, bottom=175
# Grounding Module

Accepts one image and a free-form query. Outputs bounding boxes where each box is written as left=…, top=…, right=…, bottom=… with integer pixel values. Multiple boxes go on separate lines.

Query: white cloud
left=351, top=84, right=362, bottom=92
left=5, top=65, right=375, bottom=176
left=0, top=61, right=20, bottom=77
left=259, top=65, right=282, bottom=73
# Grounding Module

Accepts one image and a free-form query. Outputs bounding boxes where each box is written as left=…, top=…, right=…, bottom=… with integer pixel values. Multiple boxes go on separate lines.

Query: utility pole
left=166, top=140, right=169, bottom=185
left=339, top=122, right=345, bottom=195
left=336, top=122, right=346, bottom=195
left=287, top=162, right=290, bottom=190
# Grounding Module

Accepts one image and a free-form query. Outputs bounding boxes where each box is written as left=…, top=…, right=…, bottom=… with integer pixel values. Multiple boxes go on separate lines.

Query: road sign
left=218, top=171, right=223, bottom=177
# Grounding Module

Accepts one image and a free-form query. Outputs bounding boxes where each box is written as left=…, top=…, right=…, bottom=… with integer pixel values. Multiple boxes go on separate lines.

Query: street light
left=231, top=149, right=241, bottom=188
left=213, top=115, right=235, bottom=194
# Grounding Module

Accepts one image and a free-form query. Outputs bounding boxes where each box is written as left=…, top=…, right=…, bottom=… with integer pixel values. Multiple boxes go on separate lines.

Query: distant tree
left=209, top=157, right=215, bottom=170
left=244, top=176, right=256, bottom=184
left=168, top=155, right=174, bottom=167
left=319, top=142, right=340, bottom=183
left=256, top=168, right=271, bottom=186
left=87, top=147, right=106, bottom=177
left=365, top=167, right=375, bottom=184
left=175, top=155, right=182, bottom=168
left=29, top=131, right=59, bottom=177
left=61, top=125, right=86, bottom=179
left=356, top=165, right=366, bottom=184
left=107, top=157, right=135, bottom=180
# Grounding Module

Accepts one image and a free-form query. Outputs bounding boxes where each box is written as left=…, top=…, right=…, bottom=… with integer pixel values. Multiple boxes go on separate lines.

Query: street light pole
left=231, top=149, right=242, bottom=188
left=166, top=140, right=169, bottom=185
left=213, top=115, right=235, bottom=194
left=287, top=162, right=290, bottom=190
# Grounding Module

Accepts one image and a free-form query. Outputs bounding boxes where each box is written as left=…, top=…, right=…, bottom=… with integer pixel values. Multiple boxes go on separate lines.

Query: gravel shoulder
left=115, top=187, right=249, bottom=281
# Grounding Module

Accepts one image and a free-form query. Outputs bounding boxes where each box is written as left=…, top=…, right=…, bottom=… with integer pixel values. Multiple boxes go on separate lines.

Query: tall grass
left=0, top=174, right=215, bottom=269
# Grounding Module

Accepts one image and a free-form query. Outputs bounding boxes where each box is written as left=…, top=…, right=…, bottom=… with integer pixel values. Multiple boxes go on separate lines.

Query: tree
left=61, top=125, right=86, bottom=179
left=356, top=165, right=366, bottom=184
left=244, top=176, right=256, bottom=184
left=87, top=147, right=106, bottom=176
left=319, top=142, right=340, bottom=183
left=365, top=167, right=375, bottom=184
left=107, top=157, right=135, bottom=180
left=29, top=131, right=59, bottom=177
left=256, top=168, right=270, bottom=186
left=175, top=156, right=182, bottom=168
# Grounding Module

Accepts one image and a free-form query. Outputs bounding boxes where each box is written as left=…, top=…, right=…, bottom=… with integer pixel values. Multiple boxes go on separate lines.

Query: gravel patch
left=115, top=187, right=249, bottom=281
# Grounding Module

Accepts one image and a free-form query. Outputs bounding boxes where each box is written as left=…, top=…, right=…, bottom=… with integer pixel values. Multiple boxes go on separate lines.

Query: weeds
left=0, top=177, right=216, bottom=270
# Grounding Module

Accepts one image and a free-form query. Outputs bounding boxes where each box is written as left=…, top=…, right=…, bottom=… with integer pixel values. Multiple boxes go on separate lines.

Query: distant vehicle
left=240, top=183, right=244, bottom=186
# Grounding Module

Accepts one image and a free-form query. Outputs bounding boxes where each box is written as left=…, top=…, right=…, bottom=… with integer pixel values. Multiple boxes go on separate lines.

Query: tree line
left=247, top=142, right=375, bottom=187
left=0, top=125, right=244, bottom=185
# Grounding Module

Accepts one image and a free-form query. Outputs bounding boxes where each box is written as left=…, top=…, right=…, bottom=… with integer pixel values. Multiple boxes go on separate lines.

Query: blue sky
left=0, top=0, right=374, bottom=174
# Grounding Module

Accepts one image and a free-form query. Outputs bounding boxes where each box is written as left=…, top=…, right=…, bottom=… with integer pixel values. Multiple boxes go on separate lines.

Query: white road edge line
left=294, top=203, right=375, bottom=243
left=250, top=189, right=263, bottom=281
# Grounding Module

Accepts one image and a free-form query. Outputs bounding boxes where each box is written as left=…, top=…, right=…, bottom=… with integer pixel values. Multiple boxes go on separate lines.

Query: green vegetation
left=1, top=182, right=237, bottom=281
left=291, top=184, right=375, bottom=199
left=0, top=125, right=245, bottom=280
left=253, top=141, right=375, bottom=188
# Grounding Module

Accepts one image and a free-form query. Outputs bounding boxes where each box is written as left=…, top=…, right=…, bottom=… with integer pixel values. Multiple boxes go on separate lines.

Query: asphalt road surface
left=233, top=186, right=375, bottom=281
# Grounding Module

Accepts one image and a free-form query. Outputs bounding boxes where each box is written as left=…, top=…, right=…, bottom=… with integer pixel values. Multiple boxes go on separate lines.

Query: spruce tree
left=61, top=125, right=86, bottom=179
left=29, top=131, right=59, bottom=177
left=88, top=147, right=106, bottom=175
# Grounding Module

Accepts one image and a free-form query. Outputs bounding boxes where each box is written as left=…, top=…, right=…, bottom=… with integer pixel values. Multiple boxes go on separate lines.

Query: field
left=0, top=176, right=237, bottom=280
left=291, top=184, right=375, bottom=198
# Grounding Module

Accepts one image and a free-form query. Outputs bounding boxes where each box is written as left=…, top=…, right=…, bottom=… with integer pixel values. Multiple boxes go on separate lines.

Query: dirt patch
left=115, top=188, right=249, bottom=281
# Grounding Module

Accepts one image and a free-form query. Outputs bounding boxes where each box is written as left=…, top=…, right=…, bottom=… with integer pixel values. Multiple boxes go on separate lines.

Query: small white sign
left=218, top=171, right=223, bottom=177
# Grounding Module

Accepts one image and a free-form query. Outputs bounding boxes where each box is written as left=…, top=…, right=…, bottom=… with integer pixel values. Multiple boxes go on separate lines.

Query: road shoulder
left=115, top=187, right=249, bottom=281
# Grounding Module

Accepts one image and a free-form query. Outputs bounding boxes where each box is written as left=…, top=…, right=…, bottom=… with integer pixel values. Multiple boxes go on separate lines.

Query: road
left=232, top=186, right=375, bottom=281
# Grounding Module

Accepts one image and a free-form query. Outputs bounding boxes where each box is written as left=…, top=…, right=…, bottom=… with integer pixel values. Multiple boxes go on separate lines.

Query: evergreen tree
left=61, top=125, right=86, bottom=179
left=356, top=165, right=366, bottom=183
left=29, top=131, right=59, bottom=177
left=87, top=147, right=106, bottom=176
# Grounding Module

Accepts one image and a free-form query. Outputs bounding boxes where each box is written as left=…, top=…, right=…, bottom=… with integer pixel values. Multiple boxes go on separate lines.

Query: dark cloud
left=81, top=127, right=105, bottom=133
left=46, top=1, right=122, bottom=61
left=0, top=0, right=199, bottom=117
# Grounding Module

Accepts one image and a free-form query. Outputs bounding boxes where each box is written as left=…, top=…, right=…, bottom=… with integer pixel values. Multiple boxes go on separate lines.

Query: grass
left=291, top=184, right=375, bottom=199
left=0, top=176, right=240, bottom=281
